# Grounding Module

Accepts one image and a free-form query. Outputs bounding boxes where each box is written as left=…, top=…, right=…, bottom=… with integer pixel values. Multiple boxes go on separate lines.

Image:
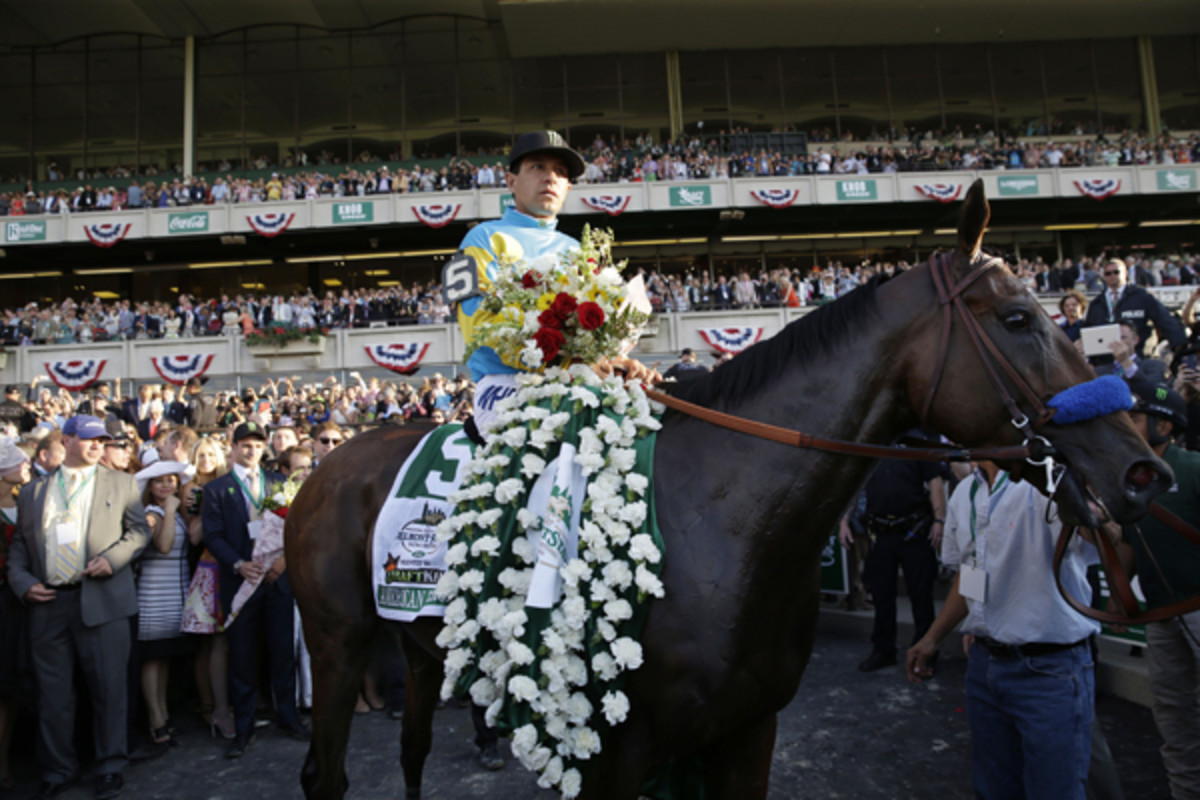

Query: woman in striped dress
left=135, top=460, right=195, bottom=745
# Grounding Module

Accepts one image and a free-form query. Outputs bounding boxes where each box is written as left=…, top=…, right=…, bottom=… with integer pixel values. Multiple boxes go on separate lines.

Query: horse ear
left=957, top=178, right=990, bottom=260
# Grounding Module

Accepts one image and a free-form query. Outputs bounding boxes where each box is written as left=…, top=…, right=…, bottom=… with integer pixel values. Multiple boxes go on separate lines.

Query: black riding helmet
left=1128, top=375, right=1188, bottom=440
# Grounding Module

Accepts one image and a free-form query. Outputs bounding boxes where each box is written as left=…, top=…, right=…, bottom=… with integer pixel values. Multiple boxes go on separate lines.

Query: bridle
left=645, top=250, right=1057, bottom=472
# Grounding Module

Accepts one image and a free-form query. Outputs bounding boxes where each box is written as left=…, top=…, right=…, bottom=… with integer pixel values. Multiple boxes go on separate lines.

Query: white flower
left=564, top=655, right=588, bottom=686
left=602, top=690, right=630, bottom=725
left=511, top=723, right=538, bottom=757
left=479, top=649, right=506, bottom=674
left=590, top=581, right=615, bottom=605
left=542, top=628, right=567, bottom=656
left=560, top=558, right=591, bottom=588
left=484, top=454, right=511, bottom=471
left=618, top=500, right=647, bottom=526
left=435, top=623, right=457, bottom=649
left=574, top=450, right=606, bottom=474
left=602, top=519, right=632, bottom=546
left=476, top=508, right=503, bottom=530
left=433, top=570, right=459, bottom=600
left=608, top=447, right=637, bottom=473
left=500, top=426, right=528, bottom=449
left=537, top=756, right=564, bottom=789
left=543, top=411, right=571, bottom=432
left=529, top=252, right=558, bottom=275
left=443, top=597, right=467, bottom=625
left=523, top=406, right=550, bottom=422
left=445, top=647, right=472, bottom=672
left=596, top=619, right=618, bottom=642
left=498, top=567, right=531, bottom=594
left=570, top=386, right=600, bottom=408
left=530, top=426, right=558, bottom=450
left=596, top=416, right=623, bottom=444
left=635, top=563, right=665, bottom=597
left=601, top=560, right=633, bottom=590
left=604, top=598, right=633, bottom=623
left=511, top=535, right=535, bottom=563
left=544, top=712, right=568, bottom=742
left=456, top=619, right=480, bottom=643
left=522, top=312, right=541, bottom=335
left=564, top=692, right=593, bottom=725
left=562, top=596, right=587, bottom=630
left=505, top=640, right=535, bottom=666
left=625, top=472, right=649, bottom=496
left=498, top=609, right=528, bottom=639
left=458, top=569, right=485, bottom=595
left=435, top=519, right=457, bottom=542
left=469, top=677, right=497, bottom=707
left=444, top=542, right=469, bottom=568
left=521, top=453, right=546, bottom=479
left=561, top=767, right=583, bottom=798
left=516, top=508, right=539, bottom=530
left=628, top=533, right=661, bottom=564
left=508, top=674, right=539, bottom=702
left=520, top=340, right=544, bottom=368
left=494, top=478, right=525, bottom=505
left=477, top=598, right=506, bottom=630
left=571, top=725, right=601, bottom=759
left=470, top=535, right=502, bottom=558
left=592, top=652, right=619, bottom=681
left=595, top=266, right=622, bottom=287
left=527, top=745, right=552, bottom=771
left=611, top=637, right=644, bottom=670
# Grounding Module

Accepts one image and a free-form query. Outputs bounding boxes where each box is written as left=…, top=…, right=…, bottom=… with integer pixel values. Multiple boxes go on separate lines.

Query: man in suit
left=202, top=421, right=308, bottom=758
left=119, top=384, right=155, bottom=427
left=6, top=414, right=150, bottom=799
left=1083, top=257, right=1186, bottom=359
left=134, top=399, right=166, bottom=442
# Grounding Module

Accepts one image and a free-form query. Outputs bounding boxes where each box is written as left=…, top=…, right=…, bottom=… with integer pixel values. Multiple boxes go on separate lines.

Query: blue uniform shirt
left=456, top=208, right=579, bottom=381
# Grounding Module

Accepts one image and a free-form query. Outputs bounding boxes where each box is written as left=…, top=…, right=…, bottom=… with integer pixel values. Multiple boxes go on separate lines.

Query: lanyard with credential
left=57, top=468, right=95, bottom=513
left=231, top=467, right=265, bottom=513
left=968, top=471, right=1009, bottom=552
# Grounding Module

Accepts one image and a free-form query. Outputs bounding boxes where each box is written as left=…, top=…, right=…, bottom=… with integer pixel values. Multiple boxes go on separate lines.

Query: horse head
left=911, top=178, right=1171, bottom=525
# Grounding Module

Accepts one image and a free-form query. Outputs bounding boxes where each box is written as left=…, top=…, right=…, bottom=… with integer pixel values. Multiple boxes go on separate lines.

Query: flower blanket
left=435, top=366, right=665, bottom=798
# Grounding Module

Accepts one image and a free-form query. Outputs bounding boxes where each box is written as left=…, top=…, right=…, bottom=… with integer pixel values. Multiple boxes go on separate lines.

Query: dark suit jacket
left=6, top=467, right=151, bottom=627
left=120, top=398, right=142, bottom=426
left=202, top=468, right=287, bottom=616
left=136, top=416, right=166, bottom=441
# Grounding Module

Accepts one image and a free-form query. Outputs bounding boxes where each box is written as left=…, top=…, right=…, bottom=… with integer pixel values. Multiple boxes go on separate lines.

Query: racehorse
left=287, top=180, right=1172, bottom=800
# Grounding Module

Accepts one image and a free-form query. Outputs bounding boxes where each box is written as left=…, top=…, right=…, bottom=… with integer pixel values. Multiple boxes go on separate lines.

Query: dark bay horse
left=287, top=181, right=1171, bottom=799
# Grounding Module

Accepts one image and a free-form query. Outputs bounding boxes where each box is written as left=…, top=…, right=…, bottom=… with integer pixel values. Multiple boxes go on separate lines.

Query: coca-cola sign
left=167, top=211, right=209, bottom=234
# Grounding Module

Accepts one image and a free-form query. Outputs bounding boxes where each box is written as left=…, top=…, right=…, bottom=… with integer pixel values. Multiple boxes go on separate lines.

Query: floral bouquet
left=229, top=478, right=303, bottom=622
left=464, top=225, right=649, bottom=371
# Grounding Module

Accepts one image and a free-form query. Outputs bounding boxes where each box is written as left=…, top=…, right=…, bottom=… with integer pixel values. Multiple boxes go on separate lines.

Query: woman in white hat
left=0, top=437, right=32, bottom=790
left=133, top=459, right=195, bottom=746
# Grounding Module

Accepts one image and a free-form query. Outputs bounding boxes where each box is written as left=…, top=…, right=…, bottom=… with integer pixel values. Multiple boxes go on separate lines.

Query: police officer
left=841, top=432, right=948, bottom=672
left=0, top=384, right=37, bottom=434
left=1083, top=258, right=1185, bottom=358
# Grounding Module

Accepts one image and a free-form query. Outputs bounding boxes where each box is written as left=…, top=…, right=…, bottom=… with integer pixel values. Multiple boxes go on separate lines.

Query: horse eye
left=1002, top=310, right=1031, bottom=330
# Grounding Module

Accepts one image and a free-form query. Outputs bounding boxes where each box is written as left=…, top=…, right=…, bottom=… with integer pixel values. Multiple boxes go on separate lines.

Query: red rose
left=273, top=327, right=284, bottom=334
left=550, top=292, right=578, bottom=319
left=272, top=507, right=289, bottom=520
left=521, top=271, right=539, bottom=289
left=576, top=301, right=606, bottom=330
left=533, top=327, right=566, bottom=363
left=538, top=309, right=563, bottom=329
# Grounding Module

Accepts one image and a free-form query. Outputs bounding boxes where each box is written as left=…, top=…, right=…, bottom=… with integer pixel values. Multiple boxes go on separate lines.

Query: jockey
left=456, top=130, right=654, bottom=435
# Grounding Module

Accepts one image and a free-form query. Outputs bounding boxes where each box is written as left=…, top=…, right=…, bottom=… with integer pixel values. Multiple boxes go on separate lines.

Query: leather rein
left=645, top=250, right=1200, bottom=626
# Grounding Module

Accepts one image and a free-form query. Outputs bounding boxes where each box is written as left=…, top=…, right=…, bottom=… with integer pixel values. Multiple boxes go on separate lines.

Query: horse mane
left=666, top=273, right=888, bottom=409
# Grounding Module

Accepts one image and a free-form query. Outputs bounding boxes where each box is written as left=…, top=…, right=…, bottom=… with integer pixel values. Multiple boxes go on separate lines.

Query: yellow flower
left=536, top=292, right=556, bottom=311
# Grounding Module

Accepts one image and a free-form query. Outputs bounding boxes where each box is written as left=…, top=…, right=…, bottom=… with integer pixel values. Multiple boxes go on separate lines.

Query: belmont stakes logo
left=5, top=220, right=46, bottom=242
left=150, top=353, right=215, bottom=386
left=364, top=343, right=431, bottom=374
left=1074, top=178, right=1121, bottom=200
left=167, top=212, right=208, bottom=234
left=914, top=183, right=963, bottom=203
left=83, top=222, right=132, bottom=248
left=698, top=327, right=764, bottom=355
left=44, top=359, right=107, bottom=391
left=247, top=212, right=296, bottom=237
left=382, top=504, right=446, bottom=584
left=669, top=186, right=711, bottom=207
left=412, top=204, right=462, bottom=228
left=750, top=188, right=800, bottom=209
left=1157, top=170, right=1196, bottom=192
left=581, top=195, right=632, bottom=216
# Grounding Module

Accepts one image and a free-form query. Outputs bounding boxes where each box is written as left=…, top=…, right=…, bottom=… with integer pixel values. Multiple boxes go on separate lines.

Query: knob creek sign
left=167, top=211, right=209, bottom=234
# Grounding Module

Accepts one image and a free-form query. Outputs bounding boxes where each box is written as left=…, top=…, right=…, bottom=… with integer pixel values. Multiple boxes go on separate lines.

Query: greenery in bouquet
left=464, top=225, right=649, bottom=371
left=245, top=323, right=327, bottom=349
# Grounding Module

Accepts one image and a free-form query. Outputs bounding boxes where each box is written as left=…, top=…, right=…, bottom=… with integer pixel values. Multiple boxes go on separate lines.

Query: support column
left=1136, top=36, right=1161, bottom=137
left=665, top=50, right=683, bottom=141
left=183, top=36, right=196, bottom=177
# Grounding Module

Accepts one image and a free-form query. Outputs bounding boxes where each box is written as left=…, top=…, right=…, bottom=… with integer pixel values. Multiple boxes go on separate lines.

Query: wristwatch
left=233, top=559, right=244, bottom=575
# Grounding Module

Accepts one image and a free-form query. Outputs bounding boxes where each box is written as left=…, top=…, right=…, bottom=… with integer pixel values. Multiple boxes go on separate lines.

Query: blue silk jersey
left=457, top=208, right=580, bottom=381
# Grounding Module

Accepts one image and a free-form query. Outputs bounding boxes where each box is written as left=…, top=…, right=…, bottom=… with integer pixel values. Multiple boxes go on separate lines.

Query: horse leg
left=300, top=618, right=376, bottom=800
left=699, top=713, right=778, bottom=800
left=397, top=624, right=445, bottom=800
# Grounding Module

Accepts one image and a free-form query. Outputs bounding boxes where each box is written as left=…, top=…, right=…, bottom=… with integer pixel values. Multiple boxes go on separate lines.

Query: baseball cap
left=1129, top=376, right=1188, bottom=430
left=62, top=414, right=112, bottom=440
left=681, top=348, right=694, bottom=357
left=508, top=131, right=585, bottom=180
left=233, top=421, right=268, bottom=443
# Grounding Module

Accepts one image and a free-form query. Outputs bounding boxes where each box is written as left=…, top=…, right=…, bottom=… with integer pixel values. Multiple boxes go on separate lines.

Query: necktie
left=52, top=472, right=82, bottom=584
left=1109, top=290, right=1119, bottom=319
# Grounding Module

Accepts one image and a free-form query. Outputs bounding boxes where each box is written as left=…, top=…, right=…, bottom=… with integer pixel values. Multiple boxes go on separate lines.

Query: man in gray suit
left=6, top=414, right=150, bottom=800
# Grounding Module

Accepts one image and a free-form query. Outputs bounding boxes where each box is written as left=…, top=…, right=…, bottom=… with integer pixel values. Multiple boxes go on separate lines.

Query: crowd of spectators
left=2, top=128, right=1196, bottom=216
left=4, top=251, right=1199, bottom=348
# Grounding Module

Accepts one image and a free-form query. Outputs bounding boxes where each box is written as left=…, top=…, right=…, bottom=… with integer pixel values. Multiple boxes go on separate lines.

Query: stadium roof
left=1, top=0, right=1196, bottom=53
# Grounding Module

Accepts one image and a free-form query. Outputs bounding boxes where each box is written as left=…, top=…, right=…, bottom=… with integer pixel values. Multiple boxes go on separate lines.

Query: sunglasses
left=1104, top=270, right=1121, bottom=276
left=318, top=437, right=342, bottom=445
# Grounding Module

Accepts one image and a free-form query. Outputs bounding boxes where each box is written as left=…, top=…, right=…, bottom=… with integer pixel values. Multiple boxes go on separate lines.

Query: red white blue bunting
left=246, top=212, right=296, bottom=237
left=914, top=184, right=963, bottom=203
left=44, top=359, right=107, bottom=391
left=698, top=327, right=764, bottom=355
left=364, top=343, right=431, bottom=374
left=150, top=353, right=215, bottom=386
left=1074, top=179, right=1122, bottom=201
left=749, top=189, right=800, bottom=209
left=412, top=204, right=462, bottom=228
left=83, top=222, right=133, bottom=248
left=582, top=195, right=632, bottom=216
